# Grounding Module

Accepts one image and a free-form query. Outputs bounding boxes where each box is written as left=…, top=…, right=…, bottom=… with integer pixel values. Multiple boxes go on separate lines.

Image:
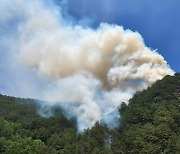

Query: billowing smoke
left=0, top=0, right=174, bottom=131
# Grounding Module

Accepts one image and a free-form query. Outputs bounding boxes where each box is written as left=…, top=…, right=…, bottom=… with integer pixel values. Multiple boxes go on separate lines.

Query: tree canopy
left=0, top=73, right=179, bottom=153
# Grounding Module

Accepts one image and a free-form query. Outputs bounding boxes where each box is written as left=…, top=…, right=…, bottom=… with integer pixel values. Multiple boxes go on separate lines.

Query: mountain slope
left=117, top=73, right=180, bottom=153
left=0, top=73, right=179, bottom=153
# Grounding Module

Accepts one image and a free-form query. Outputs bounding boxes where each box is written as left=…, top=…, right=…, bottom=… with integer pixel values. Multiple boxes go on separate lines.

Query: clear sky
left=54, top=0, right=180, bottom=72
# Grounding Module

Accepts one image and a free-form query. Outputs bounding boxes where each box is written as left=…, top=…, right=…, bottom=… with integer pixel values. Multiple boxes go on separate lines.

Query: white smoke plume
left=0, top=0, right=174, bottom=131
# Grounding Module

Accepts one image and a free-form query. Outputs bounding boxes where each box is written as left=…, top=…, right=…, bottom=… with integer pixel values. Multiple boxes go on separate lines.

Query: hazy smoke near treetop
left=0, top=0, right=174, bottom=131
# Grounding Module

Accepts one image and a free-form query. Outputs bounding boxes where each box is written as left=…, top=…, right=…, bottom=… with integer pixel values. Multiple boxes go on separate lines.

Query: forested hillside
left=0, top=73, right=179, bottom=154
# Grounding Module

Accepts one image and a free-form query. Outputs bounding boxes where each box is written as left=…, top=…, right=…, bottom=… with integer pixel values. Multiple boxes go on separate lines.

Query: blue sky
left=55, top=0, right=180, bottom=72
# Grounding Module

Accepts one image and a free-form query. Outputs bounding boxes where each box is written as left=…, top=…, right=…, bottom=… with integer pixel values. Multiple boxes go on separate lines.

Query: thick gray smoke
left=0, top=0, right=174, bottom=131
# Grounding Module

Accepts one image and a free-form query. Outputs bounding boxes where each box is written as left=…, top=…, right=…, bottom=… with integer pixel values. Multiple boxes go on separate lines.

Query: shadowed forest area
left=0, top=73, right=179, bottom=154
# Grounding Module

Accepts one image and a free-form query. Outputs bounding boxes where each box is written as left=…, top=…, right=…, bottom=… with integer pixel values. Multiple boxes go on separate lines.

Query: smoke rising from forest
left=0, top=0, right=174, bottom=131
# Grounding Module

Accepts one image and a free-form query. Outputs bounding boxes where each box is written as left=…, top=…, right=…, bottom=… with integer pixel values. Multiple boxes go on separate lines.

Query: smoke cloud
left=0, top=0, right=174, bottom=131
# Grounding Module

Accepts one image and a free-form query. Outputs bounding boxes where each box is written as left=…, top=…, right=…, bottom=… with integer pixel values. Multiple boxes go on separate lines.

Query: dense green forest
left=0, top=73, right=179, bottom=154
